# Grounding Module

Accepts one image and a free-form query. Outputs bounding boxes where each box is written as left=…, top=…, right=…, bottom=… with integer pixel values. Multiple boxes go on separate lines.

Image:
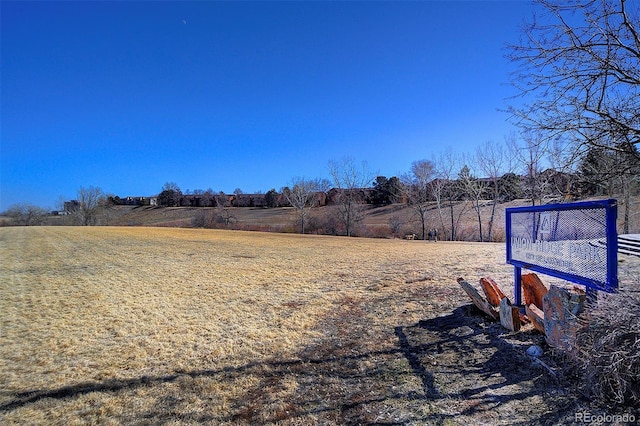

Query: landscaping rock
left=525, top=303, right=546, bottom=334
left=457, top=278, right=499, bottom=319
left=499, top=297, right=521, bottom=332
left=526, top=345, right=543, bottom=357
left=542, top=285, right=586, bottom=350
left=479, top=276, right=508, bottom=307
left=521, top=273, right=548, bottom=310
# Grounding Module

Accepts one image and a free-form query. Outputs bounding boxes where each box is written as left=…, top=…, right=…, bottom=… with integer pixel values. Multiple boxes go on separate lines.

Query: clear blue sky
left=1, top=1, right=537, bottom=211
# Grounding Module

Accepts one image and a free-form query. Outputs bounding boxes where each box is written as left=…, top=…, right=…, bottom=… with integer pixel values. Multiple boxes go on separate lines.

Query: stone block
left=542, top=285, right=586, bottom=350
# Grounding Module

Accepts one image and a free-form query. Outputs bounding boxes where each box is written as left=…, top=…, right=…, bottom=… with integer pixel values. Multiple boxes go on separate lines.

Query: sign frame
left=506, top=199, right=618, bottom=305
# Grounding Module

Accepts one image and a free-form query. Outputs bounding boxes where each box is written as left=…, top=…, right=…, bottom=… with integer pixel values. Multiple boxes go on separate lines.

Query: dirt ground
left=1, top=227, right=638, bottom=425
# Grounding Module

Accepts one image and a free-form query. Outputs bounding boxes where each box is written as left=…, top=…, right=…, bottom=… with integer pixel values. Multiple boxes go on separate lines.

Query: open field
left=1, top=227, right=639, bottom=424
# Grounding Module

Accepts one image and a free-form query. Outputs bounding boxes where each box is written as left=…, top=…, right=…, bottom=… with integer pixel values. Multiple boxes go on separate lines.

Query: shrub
left=564, top=289, right=640, bottom=407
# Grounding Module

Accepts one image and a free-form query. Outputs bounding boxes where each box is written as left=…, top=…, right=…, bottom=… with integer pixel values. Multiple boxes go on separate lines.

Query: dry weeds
left=1, top=227, right=638, bottom=425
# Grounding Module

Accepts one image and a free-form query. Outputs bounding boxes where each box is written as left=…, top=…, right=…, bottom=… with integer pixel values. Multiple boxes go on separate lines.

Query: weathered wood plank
left=479, top=276, right=508, bottom=307
left=525, top=303, right=545, bottom=334
left=457, top=277, right=499, bottom=319
left=522, top=273, right=548, bottom=310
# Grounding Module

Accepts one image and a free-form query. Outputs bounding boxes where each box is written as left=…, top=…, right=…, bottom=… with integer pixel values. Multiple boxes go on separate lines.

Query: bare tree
left=214, top=192, right=236, bottom=228
left=233, top=188, right=243, bottom=207
left=507, top=0, right=640, bottom=169
left=432, top=149, right=467, bottom=241
left=75, top=186, right=106, bottom=226
left=328, top=157, right=372, bottom=237
left=402, top=160, right=435, bottom=240
left=457, top=162, right=488, bottom=242
left=282, top=177, right=327, bottom=234
left=507, top=132, right=548, bottom=206
left=5, top=203, right=49, bottom=226
left=476, top=139, right=513, bottom=241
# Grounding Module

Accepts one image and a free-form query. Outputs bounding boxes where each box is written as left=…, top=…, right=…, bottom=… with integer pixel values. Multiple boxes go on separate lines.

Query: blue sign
left=506, top=199, right=618, bottom=305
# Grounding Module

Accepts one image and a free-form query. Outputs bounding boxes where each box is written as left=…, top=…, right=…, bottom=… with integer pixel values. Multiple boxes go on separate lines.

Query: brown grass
left=1, top=227, right=638, bottom=424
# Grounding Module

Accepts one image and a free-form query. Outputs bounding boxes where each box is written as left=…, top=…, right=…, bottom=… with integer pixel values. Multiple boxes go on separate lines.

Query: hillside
left=38, top=195, right=638, bottom=240
left=91, top=197, right=637, bottom=240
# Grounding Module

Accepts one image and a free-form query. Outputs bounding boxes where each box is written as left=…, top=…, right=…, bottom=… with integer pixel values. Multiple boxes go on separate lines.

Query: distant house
left=64, top=200, right=80, bottom=214
left=326, top=188, right=374, bottom=205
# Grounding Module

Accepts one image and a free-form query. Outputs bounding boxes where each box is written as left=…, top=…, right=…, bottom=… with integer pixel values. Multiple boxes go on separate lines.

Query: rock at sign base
left=542, top=285, right=586, bottom=351
left=457, top=278, right=499, bottom=319
left=521, top=273, right=548, bottom=310
left=499, top=297, right=521, bottom=332
left=479, top=276, right=508, bottom=308
left=526, top=345, right=543, bottom=357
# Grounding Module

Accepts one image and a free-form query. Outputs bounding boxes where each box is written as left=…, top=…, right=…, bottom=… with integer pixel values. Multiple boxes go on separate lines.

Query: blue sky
left=1, top=1, right=537, bottom=210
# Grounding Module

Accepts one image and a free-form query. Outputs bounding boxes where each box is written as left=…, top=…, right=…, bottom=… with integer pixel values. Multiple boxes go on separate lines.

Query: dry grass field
left=1, top=227, right=639, bottom=425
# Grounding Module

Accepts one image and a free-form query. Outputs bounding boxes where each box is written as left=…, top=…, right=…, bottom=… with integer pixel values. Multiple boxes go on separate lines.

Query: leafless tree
left=507, top=0, right=640, bottom=168
left=457, top=162, right=488, bottom=242
left=233, top=188, right=243, bottom=207
left=75, top=186, right=106, bottom=226
left=507, top=132, right=549, bottom=206
left=214, top=192, right=236, bottom=228
left=328, top=157, right=372, bottom=237
left=431, top=149, right=467, bottom=241
left=5, top=203, right=49, bottom=226
left=402, top=160, right=435, bottom=240
left=282, top=177, right=328, bottom=234
left=476, top=139, right=514, bottom=241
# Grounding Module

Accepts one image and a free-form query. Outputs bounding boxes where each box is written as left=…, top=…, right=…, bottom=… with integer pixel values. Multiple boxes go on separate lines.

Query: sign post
left=506, top=199, right=618, bottom=305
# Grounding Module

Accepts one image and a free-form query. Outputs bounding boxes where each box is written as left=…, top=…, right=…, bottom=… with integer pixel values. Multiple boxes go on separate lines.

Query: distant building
left=64, top=200, right=79, bottom=214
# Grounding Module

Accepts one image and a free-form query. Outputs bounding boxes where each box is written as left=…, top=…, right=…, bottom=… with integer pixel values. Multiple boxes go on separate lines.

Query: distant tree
left=202, top=188, right=215, bottom=207
left=5, top=203, right=49, bottom=226
left=214, top=192, right=236, bottom=228
left=577, top=143, right=640, bottom=233
left=388, top=214, right=404, bottom=237
left=107, top=195, right=122, bottom=205
left=457, top=163, right=488, bottom=242
left=371, top=176, right=404, bottom=205
left=328, top=157, right=372, bottom=237
left=432, top=148, right=467, bottom=241
left=75, top=186, right=106, bottom=226
left=498, top=172, right=522, bottom=202
left=402, top=160, right=434, bottom=240
left=192, top=209, right=216, bottom=228
left=508, top=132, right=548, bottom=206
left=229, top=188, right=243, bottom=207
left=476, top=139, right=513, bottom=241
left=265, top=189, right=279, bottom=208
left=282, top=177, right=325, bottom=234
left=387, top=177, right=404, bottom=203
left=158, top=182, right=182, bottom=207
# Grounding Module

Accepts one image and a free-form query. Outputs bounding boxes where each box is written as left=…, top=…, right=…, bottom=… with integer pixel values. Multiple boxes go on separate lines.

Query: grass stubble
left=1, top=227, right=638, bottom=425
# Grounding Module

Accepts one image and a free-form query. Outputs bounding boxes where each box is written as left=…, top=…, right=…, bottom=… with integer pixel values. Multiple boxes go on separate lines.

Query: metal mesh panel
left=509, top=207, right=609, bottom=286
